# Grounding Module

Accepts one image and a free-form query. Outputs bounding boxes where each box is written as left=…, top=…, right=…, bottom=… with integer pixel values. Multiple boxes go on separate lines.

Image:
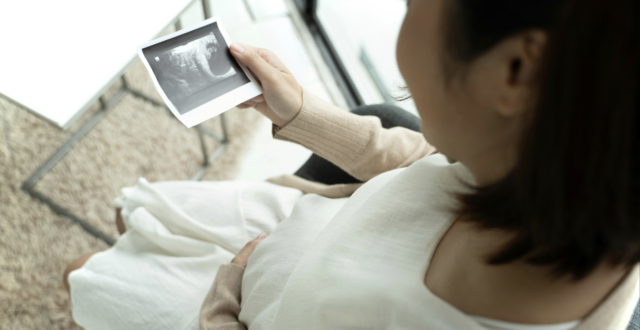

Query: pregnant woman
left=64, top=0, right=639, bottom=329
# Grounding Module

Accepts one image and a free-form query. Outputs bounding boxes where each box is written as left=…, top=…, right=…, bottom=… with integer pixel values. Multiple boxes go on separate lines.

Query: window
left=296, top=0, right=415, bottom=114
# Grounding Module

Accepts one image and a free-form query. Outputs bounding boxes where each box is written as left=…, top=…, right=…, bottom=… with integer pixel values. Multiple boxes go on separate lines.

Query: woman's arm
left=199, top=264, right=246, bottom=330
left=199, top=234, right=266, bottom=330
left=230, top=44, right=436, bottom=182
left=274, top=90, right=435, bottom=181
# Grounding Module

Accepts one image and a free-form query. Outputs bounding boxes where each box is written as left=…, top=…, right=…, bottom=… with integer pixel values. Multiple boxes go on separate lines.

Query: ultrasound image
left=143, top=22, right=250, bottom=114
left=155, top=33, right=236, bottom=102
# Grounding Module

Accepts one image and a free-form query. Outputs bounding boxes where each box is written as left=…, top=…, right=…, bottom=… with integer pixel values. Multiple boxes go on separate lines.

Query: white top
left=470, top=315, right=580, bottom=330
left=0, top=0, right=193, bottom=128
left=239, top=154, right=639, bottom=329
left=67, top=155, right=638, bottom=329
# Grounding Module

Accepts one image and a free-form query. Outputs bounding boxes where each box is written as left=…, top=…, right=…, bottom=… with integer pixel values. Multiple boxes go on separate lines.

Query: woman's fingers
left=231, top=233, right=267, bottom=267
left=254, top=48, right=291, bottom=75
left=236, top=94, right=264, bottom=109
left=235, top=44, right=291, bottom=75
left=229, top=43, right=302, bottom=127
left=230, top=44, right=279, bottom=84
left=251, top=95, right=265, bottom=102
left=237, top=99, right=261, bottom=109
left=236, top=103, right=254, bottom=109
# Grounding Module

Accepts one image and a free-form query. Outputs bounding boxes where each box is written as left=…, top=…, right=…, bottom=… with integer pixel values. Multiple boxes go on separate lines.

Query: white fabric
left=69, top=154, right=638, bottom=330
left=69, top=179, right=303, bottom=330
left=470, top=316, right=580, bottom=330
left=239, top=154, right=487, bottom=329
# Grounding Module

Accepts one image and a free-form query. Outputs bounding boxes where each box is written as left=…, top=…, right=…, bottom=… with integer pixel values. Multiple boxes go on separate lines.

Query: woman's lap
left=69, top=178, right=302, bottom=330
left=69, top=104, right=420, bottom=329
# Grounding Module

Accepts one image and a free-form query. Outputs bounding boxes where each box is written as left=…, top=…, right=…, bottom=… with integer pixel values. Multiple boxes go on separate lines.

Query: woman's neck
left=424, top=217, right=630, bottom=324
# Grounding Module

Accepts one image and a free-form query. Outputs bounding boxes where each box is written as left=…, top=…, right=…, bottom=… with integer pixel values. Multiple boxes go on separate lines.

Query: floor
left=0, top=1, right=324, bottom=328
left=179, top=0, right=339, bottom=181
left=0, top=53, right=266, bottom=330
left=0, top=1, right=392, bottom=328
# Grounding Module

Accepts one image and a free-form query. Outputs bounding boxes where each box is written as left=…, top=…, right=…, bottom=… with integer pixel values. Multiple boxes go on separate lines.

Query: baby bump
left=239, top=194, right=347, bottom=329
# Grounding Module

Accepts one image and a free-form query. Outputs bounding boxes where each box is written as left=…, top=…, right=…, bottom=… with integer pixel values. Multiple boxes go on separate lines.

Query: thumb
left=230, top=44, right=277, bottom=84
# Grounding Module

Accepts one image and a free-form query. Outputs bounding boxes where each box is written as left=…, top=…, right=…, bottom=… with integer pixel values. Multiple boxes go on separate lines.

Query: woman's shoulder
left=413, top=154, right=472, bottom=178
left=394, top=154, right=475, bottom=193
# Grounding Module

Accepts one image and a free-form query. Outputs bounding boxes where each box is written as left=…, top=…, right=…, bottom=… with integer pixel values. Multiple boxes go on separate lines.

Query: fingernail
left=257, top=233, right=266, bottom=239
left=230, top=44, right=244, bottom=54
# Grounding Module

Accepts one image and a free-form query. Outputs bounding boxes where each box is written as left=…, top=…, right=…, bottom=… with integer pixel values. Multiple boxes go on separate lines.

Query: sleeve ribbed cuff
left=274, top=89, right=376, bottom=172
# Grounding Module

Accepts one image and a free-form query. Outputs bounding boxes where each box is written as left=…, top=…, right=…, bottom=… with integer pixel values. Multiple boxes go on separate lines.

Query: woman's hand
left=231, top=233, right=267, bottom=267
left=230, top=43, right=303, bottom=128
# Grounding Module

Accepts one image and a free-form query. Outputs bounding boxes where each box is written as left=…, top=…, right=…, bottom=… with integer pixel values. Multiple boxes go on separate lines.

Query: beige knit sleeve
left=199, top=263, right=247, bottom=330
left=274, top=90, right=437, bottom=182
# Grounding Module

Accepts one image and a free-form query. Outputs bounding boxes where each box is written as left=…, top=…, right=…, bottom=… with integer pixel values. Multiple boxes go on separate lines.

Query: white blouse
left=239, top=154, right=639, bottom=330
left=470, top=315, right=580, bottom=330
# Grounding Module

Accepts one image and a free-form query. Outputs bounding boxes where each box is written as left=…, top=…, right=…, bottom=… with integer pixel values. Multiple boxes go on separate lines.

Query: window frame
left=294, top=0, right=365, bottom=109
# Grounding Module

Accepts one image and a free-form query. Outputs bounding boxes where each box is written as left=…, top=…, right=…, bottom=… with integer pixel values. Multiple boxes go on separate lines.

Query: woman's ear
left=493, top=30, right=547, bottom=118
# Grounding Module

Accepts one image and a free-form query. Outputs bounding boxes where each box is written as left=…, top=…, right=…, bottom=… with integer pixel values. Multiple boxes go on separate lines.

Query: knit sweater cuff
left=274, top=89, right=375, bottom=171
left=199, top=263, right=246, bottom=330
left=218, top=263, right=245, bottom=291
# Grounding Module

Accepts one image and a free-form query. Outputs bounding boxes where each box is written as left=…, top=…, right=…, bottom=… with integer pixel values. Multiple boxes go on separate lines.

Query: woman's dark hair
left=447, top=0, right=639, bottom=280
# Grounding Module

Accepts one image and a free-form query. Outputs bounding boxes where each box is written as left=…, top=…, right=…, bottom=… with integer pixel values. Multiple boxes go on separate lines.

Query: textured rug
left=0, top=57, right=262, bottom=329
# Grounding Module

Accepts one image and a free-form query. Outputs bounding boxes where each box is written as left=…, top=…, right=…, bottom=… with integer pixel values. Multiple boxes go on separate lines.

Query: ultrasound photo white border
left=138, top=17, right=262, bottom=128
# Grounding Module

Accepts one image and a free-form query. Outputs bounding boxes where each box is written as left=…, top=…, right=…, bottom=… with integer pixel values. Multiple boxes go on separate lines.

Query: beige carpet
left=0, top=58, right=262, bottom=329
